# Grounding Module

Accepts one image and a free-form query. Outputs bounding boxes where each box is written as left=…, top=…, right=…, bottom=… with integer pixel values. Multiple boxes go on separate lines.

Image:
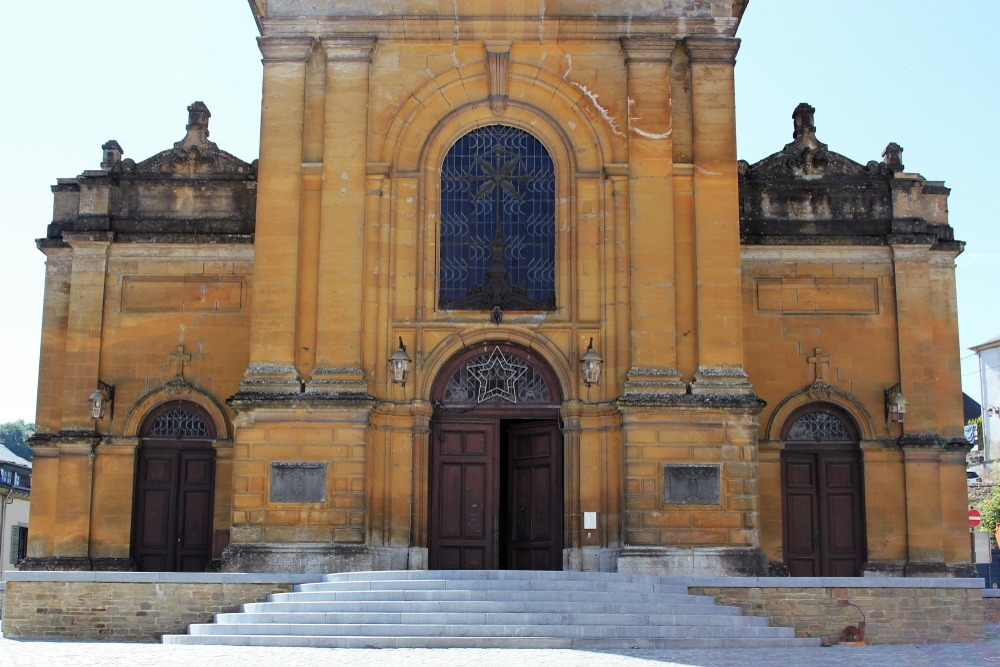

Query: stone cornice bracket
left=620, top=36, right=677, bottom=63
left=257, top=35, right=316, bottom=62
left=320, top=35, right=378, bottom=62
left=683, top=36, right=741, bottom=64
left=485, top=44, right=511, bottom=115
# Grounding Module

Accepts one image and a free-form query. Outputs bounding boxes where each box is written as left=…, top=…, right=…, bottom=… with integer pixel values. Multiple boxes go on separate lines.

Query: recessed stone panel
left=270, top=462, right=327, bottom=503
left=662, top=464, right=720, bottom=505
left=122, top=275, right=244, bottom=313
left=755, top=277, right=878, bottom=315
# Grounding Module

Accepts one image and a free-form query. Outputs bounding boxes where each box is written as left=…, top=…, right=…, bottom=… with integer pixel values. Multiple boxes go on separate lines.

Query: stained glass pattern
left=787, top=412, right=850, bottom=441
left=149, top=409, right=211, bottom=438
left=443, top=347, right=552, bottom=404
left=439, top=125, right=556, bottom=309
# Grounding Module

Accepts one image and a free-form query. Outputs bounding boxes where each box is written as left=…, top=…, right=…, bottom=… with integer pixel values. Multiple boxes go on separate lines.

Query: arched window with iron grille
left=438, top=125, right=556, bottom=312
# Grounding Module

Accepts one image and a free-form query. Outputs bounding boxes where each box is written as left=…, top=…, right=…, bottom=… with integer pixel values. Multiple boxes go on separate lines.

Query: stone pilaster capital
left=257, top=36, right=315, bottom=62
left=899, top=433, right=947, bottom=459
left=95, top=435, right=140, bottom=456
left=943, top=438, right=973, bottom=454
left=620, top=36, right=677, bottom=63
left=320, top=35, right=377, bottom=62
left=683, top=36, right=741, bottom=64
left=890, top=243, right=933, bottom=262
left=62, top=231, right=114, bottom=253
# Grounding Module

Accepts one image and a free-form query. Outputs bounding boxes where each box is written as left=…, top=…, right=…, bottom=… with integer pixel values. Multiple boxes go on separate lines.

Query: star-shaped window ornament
left=467, top=346, right=528, bottom=403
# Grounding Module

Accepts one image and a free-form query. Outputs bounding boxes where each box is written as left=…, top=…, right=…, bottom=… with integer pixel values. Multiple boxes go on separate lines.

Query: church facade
left=25, top=1, right=970, bottom=578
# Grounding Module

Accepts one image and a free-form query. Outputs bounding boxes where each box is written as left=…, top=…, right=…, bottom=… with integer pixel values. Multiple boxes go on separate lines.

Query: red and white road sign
left=970, top=509, right=983, bottom=528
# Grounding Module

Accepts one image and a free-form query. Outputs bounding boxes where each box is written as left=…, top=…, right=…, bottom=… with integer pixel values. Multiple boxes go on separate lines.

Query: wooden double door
left=429, top=419, right=563, bottom=570
left=132, top=442, right=216, bottom=572
left=782, top=448, right=866, bottom=577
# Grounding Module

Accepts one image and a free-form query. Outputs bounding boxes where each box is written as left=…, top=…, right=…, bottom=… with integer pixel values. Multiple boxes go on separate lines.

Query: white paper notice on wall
left=583, top=511, right=597, bottom=530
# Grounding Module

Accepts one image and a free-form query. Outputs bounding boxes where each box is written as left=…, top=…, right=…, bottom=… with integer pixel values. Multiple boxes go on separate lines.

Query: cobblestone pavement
left=2, top=625, right=998, bottom=666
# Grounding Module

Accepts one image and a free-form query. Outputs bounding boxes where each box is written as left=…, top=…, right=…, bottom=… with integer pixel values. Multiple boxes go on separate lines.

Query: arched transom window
left=786, top=411, right=851, bottom=441
left=439, top=125, right=556, bottom=311
left=145, top=407, right=212, bottom=439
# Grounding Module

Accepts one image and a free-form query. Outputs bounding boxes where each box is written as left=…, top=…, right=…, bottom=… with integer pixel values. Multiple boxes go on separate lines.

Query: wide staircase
left=162, top=569, right=821, bottom=649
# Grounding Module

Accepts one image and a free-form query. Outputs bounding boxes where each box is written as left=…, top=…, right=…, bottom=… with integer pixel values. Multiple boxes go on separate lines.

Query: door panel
left=429, top=423, right=497, bottom=569
left=506, top=422, right=563, bottom=571
left=782, top=449, right=865, bottom=577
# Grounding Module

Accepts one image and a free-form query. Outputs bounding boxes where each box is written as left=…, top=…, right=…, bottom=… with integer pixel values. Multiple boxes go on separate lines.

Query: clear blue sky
left=0, top=1, right=995, bottom=423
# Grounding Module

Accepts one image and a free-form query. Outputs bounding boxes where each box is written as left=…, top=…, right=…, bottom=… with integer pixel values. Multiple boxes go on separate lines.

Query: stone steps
left=162, top=569, right=822, bottom=649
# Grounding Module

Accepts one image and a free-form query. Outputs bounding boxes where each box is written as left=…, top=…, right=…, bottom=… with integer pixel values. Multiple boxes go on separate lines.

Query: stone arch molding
left=124, top=377, right=232, bottom=441
left=765, top=382, right=878, bottom=442
left=417, top=327, right=573, bottom=405
left=378, top=56, right=623, bottom=173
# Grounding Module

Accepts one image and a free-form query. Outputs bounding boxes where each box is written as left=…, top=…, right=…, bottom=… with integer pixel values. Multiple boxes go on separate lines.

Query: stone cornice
left=258, top=16, right=740, bottom=42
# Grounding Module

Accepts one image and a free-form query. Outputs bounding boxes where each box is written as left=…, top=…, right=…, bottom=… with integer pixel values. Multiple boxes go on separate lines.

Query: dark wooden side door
left=133, top=444, right=215, bottom=572
left=429, top=422, right=497, bottom=569
left=782, top=451, right=865, bottom=577
left=506, top=421, right=563, bottom=570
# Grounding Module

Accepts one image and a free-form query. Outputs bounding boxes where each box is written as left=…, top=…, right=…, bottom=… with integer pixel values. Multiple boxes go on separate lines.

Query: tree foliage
left=982, top=484, right=1000, bottom=547
left=0, top=420, right=34, bottom=461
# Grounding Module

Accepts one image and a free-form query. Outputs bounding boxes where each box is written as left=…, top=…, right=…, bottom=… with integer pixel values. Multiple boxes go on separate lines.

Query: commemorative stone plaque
left=662, top=464, right=720, bottom=505
left=270, top=461, right=327, bottom=503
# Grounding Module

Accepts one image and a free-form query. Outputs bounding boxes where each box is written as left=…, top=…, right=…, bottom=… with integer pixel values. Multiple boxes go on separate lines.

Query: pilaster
left=619, top=37, right=685, bottom=399
left=307, top=36, right=377, bottom=399
left=891, top=244, right=937, bottom=435
left=928, top=248, right=965, bottom=440
left=34, top=246, right=72, bottom=433
left=88, top=436, right=139, bottom=568
left=60, top=233, right=112, bottom=432
left=900, top=437, right=945, bottom=569
left=22, top=435, right=99, bottom=570
left=940, top=441, right=974, bottom=569
left=238, top=36, right=314, bottom=397
left=684, top=37, right=752, bottom=396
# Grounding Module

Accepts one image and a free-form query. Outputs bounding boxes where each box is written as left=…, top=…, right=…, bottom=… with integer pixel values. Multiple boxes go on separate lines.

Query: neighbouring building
left=24, top=1, right=970, bottom=578
left=973, top=334, right=1000, bottom=466
left=0, top=444, right=31, bottom=580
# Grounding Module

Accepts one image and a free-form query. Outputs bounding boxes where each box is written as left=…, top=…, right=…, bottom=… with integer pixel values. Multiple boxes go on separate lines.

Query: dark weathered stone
left=44, top=102, right=256, bottom=244
left=269, top=462, right=328, bottom=503
left=739, top=103, right=960, bottom=249
left=663, top=464, right=721, bottom=505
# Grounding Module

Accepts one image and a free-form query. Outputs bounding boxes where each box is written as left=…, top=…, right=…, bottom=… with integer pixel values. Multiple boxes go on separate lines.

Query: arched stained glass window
left=439, top=125, right=556, bottom=311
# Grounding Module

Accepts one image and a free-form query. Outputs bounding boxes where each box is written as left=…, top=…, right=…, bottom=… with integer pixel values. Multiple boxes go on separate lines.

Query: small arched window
left=439, top=125, right=556, bottom=311
left=140, top=400, right=216, bottom=440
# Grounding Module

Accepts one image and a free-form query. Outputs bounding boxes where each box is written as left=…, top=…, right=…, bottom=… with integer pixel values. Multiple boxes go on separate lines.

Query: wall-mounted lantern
left=884, top=384, right=908, bottom=424
left=388, top=337, right=413, bottom=388
left=89, top=380, right=115, bottom=421
left=580, top=338, right=603, bottom=388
